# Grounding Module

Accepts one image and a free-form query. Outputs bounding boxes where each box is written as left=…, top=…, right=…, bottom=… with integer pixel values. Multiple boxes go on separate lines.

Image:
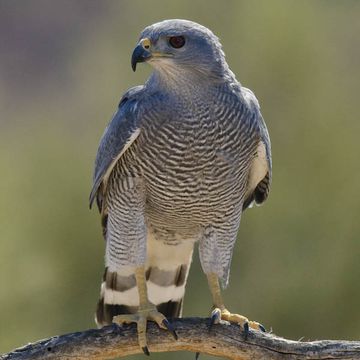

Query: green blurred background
left=1, top=0, right=359, bottom=358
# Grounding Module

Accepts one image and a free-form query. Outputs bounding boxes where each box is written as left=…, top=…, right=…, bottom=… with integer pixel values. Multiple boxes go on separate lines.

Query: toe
left=248, top=320, right=265, bottom=331
left=243, top=321, right=249, bottom=340
left=113, top=307, right=178, bottom=353
left=222, top=311, right=249, bottom=327
left=215, top=308, right=267, bottom=338
left=137, top=316, right=148, bottom=353
left=162, top=319, right=178, bottom=340
left=147, top=309, right=178, bottom=340
left=209, top=307, right=222, bottom=329
left=113, top=314, right=138, bottom=325
left=148, top=309, right=167, bottom=328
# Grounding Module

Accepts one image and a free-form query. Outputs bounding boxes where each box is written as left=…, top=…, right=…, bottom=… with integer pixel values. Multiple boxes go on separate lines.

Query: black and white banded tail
left=96, top=262, right=190, bottom=326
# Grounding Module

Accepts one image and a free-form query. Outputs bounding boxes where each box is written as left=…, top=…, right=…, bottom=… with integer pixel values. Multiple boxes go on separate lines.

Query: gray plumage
left=90, top=19, right=272, bottom=326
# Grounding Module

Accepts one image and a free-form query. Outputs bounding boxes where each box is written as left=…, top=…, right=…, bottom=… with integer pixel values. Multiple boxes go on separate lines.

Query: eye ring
left=168, top=36, right=186, bottom=49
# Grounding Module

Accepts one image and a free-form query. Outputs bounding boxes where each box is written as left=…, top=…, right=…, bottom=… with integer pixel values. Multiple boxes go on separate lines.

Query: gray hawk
left=90, top=19, right=272, bottom=353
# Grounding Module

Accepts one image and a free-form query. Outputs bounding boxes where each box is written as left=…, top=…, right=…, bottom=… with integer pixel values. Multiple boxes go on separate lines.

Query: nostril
left=141, top=38, right=151, bottom=50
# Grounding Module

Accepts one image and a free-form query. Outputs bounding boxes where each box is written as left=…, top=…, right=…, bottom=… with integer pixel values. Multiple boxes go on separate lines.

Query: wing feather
left=241, top=87, right=272, bottom=210
left=89, top=86, right=144, bottom=209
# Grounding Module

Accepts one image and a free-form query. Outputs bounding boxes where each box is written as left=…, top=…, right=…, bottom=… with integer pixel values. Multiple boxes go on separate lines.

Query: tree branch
left=1, top=318, right=359, bottom=360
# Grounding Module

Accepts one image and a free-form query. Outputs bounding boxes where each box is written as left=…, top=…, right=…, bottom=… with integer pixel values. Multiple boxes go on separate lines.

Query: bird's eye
left=168, top=36, right=185, bottom=49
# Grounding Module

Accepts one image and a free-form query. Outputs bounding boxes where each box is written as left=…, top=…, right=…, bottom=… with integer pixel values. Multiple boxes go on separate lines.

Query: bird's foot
left=209, top=307, right=265, bottom=339
left=113, top=304, right=177, bottom=355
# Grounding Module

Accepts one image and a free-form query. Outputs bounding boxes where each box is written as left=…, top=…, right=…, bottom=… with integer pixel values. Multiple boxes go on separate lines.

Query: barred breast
left=114, top=84, right=260, bottom=240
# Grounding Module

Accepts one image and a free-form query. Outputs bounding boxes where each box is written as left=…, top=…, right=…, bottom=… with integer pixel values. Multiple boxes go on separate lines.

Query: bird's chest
left=140, top=101, right=244, bottom=183
left=128, top=100, right=249, bottom=228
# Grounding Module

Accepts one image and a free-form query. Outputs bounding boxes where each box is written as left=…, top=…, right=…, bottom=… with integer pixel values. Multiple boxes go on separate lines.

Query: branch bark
left=1, top=318, right=359, bottom=360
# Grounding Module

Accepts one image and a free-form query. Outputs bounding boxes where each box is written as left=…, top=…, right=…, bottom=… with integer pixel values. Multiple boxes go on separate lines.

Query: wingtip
left=89, top=187, right=97, bottom=209
left=89, top=196, right=94, bottom=210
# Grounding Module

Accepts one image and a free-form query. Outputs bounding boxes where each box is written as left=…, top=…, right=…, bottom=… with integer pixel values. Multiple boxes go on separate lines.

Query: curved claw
left=208, top=313, right=216, bottom=330
left=259, top=324, right=266, bottom=332
left=208, top=308, right=221, bottom=330
left=243, top=321, right=249, bottom=340
left=142, top=346, right=150, bottom=356
left=113, top=307, right=177, bottom=353
left=162, top=319, right=178, bottom=340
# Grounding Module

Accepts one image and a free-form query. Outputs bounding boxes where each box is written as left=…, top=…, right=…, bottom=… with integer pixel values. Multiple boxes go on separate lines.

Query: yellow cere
left=141, top=38, right=151, bottom=49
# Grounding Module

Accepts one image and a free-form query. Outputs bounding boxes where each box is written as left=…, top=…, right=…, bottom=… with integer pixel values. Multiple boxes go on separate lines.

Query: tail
left=146, top=263, right=188, bottom=318
left=96, top=264, right=191, bottom=326
left=95, top=267, right=138, bottom=326
left=96, top=239, right=194, bottom=326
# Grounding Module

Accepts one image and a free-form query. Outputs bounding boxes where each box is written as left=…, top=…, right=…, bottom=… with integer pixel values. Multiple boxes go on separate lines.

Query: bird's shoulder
left=241, top=86, right=260, bottom=110
left=118, top=84, right=146, bottom=109
left=236, top=85, right=270, bottom=149
left=235, top=85, right=272, bottom=210
left=89, top=85, right=147, bottom=209
left=228, top=83, right=261, bottom=119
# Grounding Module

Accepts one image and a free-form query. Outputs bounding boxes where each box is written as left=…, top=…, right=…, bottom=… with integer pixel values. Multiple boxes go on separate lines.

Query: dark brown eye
left=168, top=36, right=185, bottom=49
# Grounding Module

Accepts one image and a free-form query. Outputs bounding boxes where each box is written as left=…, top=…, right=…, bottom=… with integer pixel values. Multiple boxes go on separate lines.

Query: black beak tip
left=131, top=44, right=151, bottom=72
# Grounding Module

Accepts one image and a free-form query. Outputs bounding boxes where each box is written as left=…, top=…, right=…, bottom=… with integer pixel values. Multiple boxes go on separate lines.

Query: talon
left=211, top=305, right=266, bottom=338
left=142, top=346, right=150, bottom=356
left=113, top=305, right=177, bottom=353
left=243, top=321, right=249, bottom=340
left=162, top=319, right=178, bottom=340
left=209, top=308, right=221, bottom=330
left=206, top=274, right=267, bottom=341
left=259, top=324, right=266, bottom=332
left=208, top=314, right=216, bottom=329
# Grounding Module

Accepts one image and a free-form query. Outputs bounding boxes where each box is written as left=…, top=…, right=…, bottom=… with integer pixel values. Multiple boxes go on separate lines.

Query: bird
left=90, top=19, right=272, bottom=354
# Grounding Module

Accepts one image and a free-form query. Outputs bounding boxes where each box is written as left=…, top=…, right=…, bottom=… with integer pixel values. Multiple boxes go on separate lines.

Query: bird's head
left=131, top=19, right=229, bottom=80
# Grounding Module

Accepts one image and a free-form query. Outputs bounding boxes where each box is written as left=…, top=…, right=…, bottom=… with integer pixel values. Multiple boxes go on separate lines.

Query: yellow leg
left=207, top=273, right=265, bottom=337
left=113, top=266, right=177, bottom=355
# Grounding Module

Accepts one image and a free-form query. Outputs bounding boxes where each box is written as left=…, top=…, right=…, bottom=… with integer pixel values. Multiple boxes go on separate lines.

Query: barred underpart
left=97, top=260, right=191, bottom=325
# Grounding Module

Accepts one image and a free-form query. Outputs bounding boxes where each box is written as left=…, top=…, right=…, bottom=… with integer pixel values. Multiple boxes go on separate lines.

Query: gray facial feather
left=140, top=19, right=229, bottom=79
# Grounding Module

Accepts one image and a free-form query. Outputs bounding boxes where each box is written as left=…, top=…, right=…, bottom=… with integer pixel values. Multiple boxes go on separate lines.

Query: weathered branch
left=1, top=318, right=359, bottom=360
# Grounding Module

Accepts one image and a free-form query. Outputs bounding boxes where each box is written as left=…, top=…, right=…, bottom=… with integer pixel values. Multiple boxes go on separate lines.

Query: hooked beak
left=131, top=38, right=152, bottom=72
